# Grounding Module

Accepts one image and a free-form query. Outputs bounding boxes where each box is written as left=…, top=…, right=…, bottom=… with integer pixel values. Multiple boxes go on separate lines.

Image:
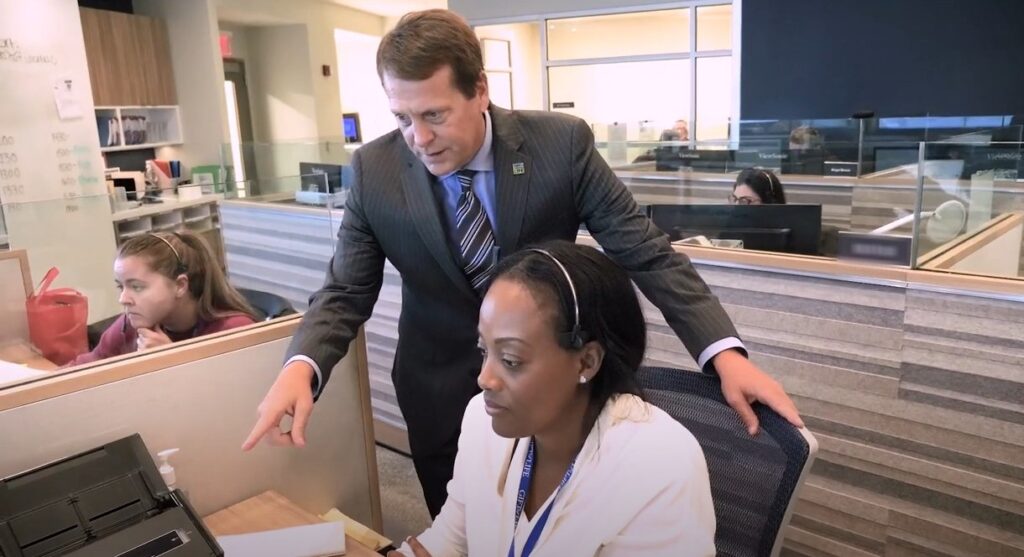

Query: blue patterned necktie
left=454, top=169, right=495, bottom=292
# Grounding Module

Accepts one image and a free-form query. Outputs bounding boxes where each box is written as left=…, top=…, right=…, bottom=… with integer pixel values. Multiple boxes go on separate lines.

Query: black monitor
left=299, top=162, right=349, bottom=193
left=961, top=144, right=1023, bottom=178
left=646, top=204, right=823, bottom=255
left=781, top=149, right=825, bottom=175
left=872, top=146, right=920, bottom=173
left=342, top=112, right=362, bottom=144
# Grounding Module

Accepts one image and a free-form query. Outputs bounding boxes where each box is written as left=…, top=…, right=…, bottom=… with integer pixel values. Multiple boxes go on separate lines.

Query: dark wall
left=741, top=0, right=1024, bottom=119
left=77, top=0, right=133, bottom=13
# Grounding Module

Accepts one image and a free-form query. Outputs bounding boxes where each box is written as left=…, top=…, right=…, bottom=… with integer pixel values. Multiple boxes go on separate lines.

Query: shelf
left=96, top=105, right=178, bottom=110
left=96, top=106, right=182, bottom=152
left=101, top=141, right=181, bottom=153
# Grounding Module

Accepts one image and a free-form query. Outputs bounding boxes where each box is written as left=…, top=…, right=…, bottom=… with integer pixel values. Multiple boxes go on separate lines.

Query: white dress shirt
left=399, top=392, right=717, bottom=557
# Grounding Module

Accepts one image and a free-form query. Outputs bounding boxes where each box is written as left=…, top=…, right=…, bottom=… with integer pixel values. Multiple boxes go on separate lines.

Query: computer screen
left=961, top=144, right=1023, bottom=178
left=872, top=146, right=920, bottom=173
left=780, top=149, right=825, bottom=175
left=299, top=162, right=347, bottom=193
left=646, top=203, right=823, bottom=255
left=342, top=112, right=362, bottom=144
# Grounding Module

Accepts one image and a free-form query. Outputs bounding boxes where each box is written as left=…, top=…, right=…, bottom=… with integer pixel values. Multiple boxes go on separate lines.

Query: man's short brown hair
left=376, top=9, right=484, bottom=99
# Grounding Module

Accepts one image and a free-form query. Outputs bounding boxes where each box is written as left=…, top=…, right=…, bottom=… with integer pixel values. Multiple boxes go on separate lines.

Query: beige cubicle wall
left=0, top=250, right=32, bottom=347
left=0, top=317, right=383, bottom=532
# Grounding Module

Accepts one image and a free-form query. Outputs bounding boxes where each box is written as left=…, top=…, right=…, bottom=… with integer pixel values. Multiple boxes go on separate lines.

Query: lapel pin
left=512, top=162, right=525, bottom=175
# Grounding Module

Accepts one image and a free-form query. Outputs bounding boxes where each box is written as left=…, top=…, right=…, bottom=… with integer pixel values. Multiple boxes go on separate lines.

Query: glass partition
left=914, top=141, right=1023, bottom=279
left=220, top=139, right=352, bottom=197
left=0, top=172, right=350, bottom=390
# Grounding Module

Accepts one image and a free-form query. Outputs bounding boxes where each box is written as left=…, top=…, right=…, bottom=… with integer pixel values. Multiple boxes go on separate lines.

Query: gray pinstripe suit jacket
left=286, top=105, right=739, bottom=456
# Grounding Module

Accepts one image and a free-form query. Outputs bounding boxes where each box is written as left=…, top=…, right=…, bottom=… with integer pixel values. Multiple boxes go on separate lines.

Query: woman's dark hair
left=734, top=167, right=787, bottom=204
left=492, top=241, right=646, bottom=426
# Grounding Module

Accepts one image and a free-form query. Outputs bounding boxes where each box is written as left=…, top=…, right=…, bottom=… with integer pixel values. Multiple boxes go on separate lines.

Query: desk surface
left=204, top=490, right=383, bottom=557
left=0, top=341, right=58, bottom=371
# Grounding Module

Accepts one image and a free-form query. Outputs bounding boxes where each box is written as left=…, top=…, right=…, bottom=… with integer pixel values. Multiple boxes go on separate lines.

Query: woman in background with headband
left=68, top=231, right=257, bottom=366
left=391, top=241, right=715, bottom=557
left=730, top=167, right=787, bottom=205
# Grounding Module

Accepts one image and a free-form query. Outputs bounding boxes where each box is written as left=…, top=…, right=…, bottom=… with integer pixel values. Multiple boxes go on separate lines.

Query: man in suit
left=243, top=9, right=802, bottom=518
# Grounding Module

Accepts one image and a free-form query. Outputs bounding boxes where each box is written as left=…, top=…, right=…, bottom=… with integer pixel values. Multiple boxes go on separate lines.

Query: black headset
left=150, top=233, right=188, bottom=277
left=760, top=169, right=777, bottom=200
left=527, top=248, right=588, bottom=350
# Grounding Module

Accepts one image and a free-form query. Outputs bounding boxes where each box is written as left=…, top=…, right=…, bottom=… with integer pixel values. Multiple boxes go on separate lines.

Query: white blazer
left=401, top=393, right=716, bottom=557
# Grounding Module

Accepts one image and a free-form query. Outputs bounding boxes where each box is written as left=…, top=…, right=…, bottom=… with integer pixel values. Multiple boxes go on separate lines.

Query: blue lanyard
left=507, top=438, right=577, bottom=557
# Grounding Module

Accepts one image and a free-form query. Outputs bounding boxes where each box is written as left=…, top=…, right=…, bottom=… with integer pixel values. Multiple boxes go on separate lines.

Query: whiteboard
left=0, top=0, right=120, bottom=321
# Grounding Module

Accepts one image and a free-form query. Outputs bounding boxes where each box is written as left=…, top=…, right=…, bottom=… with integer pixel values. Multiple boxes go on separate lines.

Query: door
left=223, top=59, right=258, bottom=196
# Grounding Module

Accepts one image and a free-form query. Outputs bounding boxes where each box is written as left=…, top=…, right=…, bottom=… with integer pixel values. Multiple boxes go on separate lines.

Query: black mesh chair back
left=638, top=366, right=817, bottom=557
left=238, top=288, right=298, bottom=321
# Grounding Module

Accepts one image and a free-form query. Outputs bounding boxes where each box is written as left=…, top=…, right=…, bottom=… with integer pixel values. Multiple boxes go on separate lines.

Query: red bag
left=26, top=267, right=89, bottom=366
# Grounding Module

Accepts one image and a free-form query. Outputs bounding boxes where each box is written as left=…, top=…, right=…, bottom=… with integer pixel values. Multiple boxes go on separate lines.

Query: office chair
left=87, top=314, right=120, bottom=350
left=637, top=366, right=817, bottom=557
left=238, top=287, right=298, bottom=321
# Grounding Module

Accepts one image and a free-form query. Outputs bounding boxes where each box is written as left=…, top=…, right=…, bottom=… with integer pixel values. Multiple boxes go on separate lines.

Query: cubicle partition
left=0, top=318, right=383, bottom=533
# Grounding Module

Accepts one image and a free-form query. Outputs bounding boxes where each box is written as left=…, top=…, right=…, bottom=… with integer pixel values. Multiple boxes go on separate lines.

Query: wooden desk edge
left=203, top=490, right=386, bottom=556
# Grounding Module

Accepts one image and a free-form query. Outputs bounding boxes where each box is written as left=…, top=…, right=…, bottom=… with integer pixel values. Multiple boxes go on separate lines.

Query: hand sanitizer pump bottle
left=157, top=448, right=185, bottom=497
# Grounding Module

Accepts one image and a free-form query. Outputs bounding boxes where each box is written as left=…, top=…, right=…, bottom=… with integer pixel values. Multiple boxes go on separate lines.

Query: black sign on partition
left=836, top=232, right=913, bottom=266
left=825, top=161, right=859, bottom=176
left=552, top=102, right=575, bottom=109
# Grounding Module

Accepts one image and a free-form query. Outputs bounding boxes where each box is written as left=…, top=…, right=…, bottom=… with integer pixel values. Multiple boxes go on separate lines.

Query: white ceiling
left=323, top=0, right=447, bottom=18
left=218, top=0, right=448, bottom=26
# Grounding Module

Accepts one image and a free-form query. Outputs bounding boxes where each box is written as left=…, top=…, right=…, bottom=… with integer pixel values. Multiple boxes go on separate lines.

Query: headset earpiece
left=528, top=248, right=588, bottom=350
left=760, top=169, right=776, bottom=199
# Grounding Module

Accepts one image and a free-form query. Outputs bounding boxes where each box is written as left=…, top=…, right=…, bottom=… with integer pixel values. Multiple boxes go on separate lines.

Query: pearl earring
left=579, top=376, right=588, bottom=384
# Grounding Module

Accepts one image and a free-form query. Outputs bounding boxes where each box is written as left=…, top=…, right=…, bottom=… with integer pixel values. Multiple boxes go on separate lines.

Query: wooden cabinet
left=80, top=8, right=176, bottom=106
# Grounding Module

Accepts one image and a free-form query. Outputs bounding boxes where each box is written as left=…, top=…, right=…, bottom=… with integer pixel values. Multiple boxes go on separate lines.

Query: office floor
left=376, top=444, right=432, bottom=544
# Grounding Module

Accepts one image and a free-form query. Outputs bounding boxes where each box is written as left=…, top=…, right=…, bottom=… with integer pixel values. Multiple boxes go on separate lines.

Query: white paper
left=216, top=522, right=346, bottom=557
left=0, top=359, right=48, bottom=388
left=52, top=75, right=82, bottom=120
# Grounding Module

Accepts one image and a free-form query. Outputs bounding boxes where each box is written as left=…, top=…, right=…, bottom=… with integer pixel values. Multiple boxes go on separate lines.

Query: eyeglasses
left=728, top=194, right=760, bottom=205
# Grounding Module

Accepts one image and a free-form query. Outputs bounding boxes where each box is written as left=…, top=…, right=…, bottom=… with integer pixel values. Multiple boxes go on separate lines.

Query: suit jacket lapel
left=399, top=152, right=477, bottom=300
left=490, top=106, right=531, bottom=256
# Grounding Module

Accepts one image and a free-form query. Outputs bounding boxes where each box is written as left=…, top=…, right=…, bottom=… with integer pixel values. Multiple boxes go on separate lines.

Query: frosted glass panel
left=476, top=22, right=543, bottom=111
left=486, top=71, right=513, bottom=109
left=547, top=10, right=689, bottom=60
left=548, top=60, right=690, bottom=141
left=696, top=56, right=732, bottom=141
left=697, top=5, right=732, bottom=51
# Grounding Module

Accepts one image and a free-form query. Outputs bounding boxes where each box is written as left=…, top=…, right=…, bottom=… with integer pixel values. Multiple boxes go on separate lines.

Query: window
left=478, top=3, right=735, bottom=146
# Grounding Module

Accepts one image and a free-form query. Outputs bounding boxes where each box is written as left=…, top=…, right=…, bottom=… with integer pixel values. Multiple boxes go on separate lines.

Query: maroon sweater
left=69, top=313, right=256, bottom=367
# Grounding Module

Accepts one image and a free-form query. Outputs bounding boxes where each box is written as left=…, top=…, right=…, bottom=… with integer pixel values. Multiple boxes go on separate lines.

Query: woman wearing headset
left=391, top=241, right=715, bottom=557
left=730, top=167, right=787, bottom=205
left=69, top=231, right=257, bottom=366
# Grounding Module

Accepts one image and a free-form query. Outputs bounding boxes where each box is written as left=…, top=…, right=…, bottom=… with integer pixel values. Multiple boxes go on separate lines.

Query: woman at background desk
left=392, top=241, right=715, bottom=557
left=730, top=167, right=787, bottom=205
left=729, top=168, right=839, bottom=256
left=68, top=231, right=257, bottom=367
